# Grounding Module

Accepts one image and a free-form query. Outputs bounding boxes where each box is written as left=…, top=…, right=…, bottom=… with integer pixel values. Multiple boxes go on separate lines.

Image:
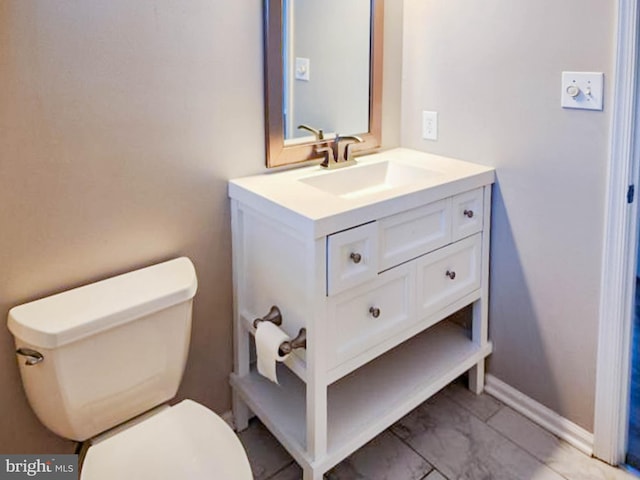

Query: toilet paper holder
left=253, top=305, right=307, bottom=354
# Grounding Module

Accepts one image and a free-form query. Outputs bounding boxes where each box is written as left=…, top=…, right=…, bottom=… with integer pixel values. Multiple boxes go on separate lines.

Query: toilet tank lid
left=7, top=257, right=198, bottom=349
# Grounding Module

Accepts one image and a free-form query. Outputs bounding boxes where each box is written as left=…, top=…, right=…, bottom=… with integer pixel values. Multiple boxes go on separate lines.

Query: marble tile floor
left=237, top=380, right=638, bottom=480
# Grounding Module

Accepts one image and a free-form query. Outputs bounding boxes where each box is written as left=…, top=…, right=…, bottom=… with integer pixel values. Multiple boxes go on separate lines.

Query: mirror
left=264, top=0, right=384, bottom=168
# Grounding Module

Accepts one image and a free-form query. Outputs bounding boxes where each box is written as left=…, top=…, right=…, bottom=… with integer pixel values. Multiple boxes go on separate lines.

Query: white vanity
left=229, top=148, right=495, bottom=480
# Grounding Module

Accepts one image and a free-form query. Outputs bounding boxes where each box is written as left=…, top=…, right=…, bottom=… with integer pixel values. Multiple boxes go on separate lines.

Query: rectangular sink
left=298, top=161, right=442, bottom=199
left=228, top=148, right=496, bottom=238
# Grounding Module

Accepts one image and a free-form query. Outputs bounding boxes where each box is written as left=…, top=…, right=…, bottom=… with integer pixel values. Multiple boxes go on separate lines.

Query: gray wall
left=1, top=0, right=608, bottom=454
left=0, top=0, right=401, bottom=453
left=400, top=0, right=616, bottom=431
left=0, top=0, right=265, bottom=453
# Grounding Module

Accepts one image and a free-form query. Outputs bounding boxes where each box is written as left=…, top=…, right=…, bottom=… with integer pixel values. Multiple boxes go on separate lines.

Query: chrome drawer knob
left=369, top=307, right=381, bottom=318
left=463, top=209, right=474, bottom=218
left=350, top=252, right=362, bottom=264
left=446, top=270, right=456, bottom=280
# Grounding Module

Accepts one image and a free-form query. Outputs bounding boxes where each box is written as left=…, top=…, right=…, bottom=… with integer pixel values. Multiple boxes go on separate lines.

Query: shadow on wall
left=486, top=180, right=560, bottom=414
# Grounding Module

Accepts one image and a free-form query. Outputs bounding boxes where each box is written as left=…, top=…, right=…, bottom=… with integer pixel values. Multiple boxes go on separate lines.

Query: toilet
left=7, top=257, right=252, bottom=479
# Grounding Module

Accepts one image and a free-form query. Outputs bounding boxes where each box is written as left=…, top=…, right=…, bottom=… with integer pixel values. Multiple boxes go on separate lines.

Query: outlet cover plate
left=561, top=72, right=604, bottom=110
left=295, top=57, right=310, bottom=81
left=422, top=111, right=438, bottom=140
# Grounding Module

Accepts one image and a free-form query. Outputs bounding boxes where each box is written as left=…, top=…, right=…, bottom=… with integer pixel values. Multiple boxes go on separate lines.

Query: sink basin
left=299, top=161, right=442, bottom=199
left=229, top=148, right=496, bottom=238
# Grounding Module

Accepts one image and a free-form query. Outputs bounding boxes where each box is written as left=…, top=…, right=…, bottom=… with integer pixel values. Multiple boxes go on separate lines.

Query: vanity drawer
left=452, top=188, right=484, bottom=241
left=378, top=199, right=451, bottom=272
left=327, top=222, right=379, bottom=296
left=416, top=233, right=481, bottom=320
left=327, top=262, right=414, bottom=369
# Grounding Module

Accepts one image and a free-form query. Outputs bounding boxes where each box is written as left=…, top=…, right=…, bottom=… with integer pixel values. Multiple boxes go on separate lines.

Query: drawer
left=327, top=262, right=414, bottom=369
left=416, top=233, right=481, bottom=320
left=452, top=188, right=484, bottom=241
left=327, top=222, right=378, bottom=295
left=378, top=199, right=451, bottom=271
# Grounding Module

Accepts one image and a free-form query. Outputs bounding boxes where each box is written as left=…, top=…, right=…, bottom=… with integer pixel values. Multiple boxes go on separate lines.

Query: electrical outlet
left=422, top=111, right=438, bottom=140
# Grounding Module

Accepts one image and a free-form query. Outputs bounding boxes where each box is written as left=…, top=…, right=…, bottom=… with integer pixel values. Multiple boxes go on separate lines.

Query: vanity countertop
left=229, top=148, right=495, bottom=238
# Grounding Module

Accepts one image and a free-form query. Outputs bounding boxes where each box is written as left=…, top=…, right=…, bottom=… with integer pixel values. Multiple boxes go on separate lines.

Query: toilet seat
left=80, top=400, right=252, bottom=480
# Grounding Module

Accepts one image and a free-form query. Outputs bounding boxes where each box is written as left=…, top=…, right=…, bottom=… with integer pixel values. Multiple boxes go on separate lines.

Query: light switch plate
left=561, top=72, right=604, bottom=110
left=422, top=111, right=438, bottom=140
left=295, top=57, right=310, bottom=81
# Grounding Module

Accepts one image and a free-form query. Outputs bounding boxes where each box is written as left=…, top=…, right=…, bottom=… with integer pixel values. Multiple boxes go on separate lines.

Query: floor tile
left=267, top=462, right=302, bottom=480
left=326, top=430, right=432, bottom=480
left=238, top=419, right=294, bottom=480
left=391, top=393, right=565, bottom=480
left=442, top=380, right=503, bottom=422
left=423, top=470, right=447, bottom=480
left=487, top=406, right=638, bottom=480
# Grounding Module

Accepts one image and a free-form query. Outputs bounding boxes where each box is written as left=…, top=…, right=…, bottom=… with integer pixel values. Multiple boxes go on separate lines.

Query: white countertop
left=229, top=148, right=495, bottom=238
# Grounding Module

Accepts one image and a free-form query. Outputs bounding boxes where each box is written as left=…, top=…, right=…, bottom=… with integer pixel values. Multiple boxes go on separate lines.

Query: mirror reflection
left=264, top=0, right=382, bottom=168
left=282, top=0, right=372, bottom=143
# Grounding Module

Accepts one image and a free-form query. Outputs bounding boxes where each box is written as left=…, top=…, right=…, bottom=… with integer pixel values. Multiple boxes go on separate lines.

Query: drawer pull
left=350, top=252, right=362, bottom=264
left=463, top=209, right=474, bottom=218
left=369, top=306, right=381, bottom=318
left=446, top=270, right=456, bottom=280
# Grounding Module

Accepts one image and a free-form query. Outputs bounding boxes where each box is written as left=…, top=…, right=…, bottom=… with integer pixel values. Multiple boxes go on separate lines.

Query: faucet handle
left=315, top=145, right=336, bottom=167
left=298, top=124, right=325, bottom=140
left=340, top=135, right=364, bottom=162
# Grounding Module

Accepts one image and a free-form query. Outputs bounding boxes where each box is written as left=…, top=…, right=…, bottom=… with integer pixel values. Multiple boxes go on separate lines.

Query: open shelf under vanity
left=231, top=320, right=492, bottom=472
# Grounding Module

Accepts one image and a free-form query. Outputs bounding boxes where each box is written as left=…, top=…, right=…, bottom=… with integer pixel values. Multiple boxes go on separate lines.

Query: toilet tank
left=7, top=257, right=198, bottom=442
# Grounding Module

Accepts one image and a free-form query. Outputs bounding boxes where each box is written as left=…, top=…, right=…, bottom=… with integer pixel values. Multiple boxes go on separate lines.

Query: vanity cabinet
left=229, top=148, right=495, bottom=480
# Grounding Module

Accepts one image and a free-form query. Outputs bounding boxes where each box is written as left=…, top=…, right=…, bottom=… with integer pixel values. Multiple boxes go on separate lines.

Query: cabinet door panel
left=416, top=234, right=481, bottom=320
left=452, top=188, right=484, bottom=242
left=328, top=263, right=414, bottom=368
left=327, top=222, right=379, bottom=295
left=378, top=199, right=451, bottom=271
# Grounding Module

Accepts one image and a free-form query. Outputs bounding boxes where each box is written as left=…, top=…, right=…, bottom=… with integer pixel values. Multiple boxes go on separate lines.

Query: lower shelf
left=230, top=320, right=492, bottom=472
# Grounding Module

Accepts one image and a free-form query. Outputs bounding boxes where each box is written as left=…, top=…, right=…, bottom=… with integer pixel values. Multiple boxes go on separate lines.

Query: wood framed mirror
left=264, top=0, right=384, bottom=168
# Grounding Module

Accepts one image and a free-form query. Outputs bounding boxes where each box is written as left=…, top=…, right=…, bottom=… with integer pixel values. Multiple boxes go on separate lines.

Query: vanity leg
left=469, top=296, right=488, bottom=395
left=469, top=185, right=492, bottom=395
left=232, top=391, right=251, bottom=432
left=231, top=314, right=252, bottom=431
left=230, top=199, right=253, bottom=432
left=306, top=238, right=328, bottom=464
left=469, top=361, right=485, bottom=394
left=303, top=466, right=323, bottom=480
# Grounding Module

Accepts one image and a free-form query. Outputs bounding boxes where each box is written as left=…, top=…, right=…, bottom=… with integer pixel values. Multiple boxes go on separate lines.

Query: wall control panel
left=561, top=72, right=604, bottom=111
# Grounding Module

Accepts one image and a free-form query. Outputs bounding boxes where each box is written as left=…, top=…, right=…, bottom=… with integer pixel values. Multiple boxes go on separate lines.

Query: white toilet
left=7, top=257, right=253, bottom=479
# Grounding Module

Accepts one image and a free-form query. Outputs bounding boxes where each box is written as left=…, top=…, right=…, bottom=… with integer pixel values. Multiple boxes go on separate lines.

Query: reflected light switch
left=295, top=57, right=310, bottom=81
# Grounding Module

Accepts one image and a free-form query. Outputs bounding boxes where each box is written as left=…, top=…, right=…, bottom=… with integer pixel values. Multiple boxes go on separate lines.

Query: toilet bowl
left=80, top=400, right=251, bottom=479
left=7, top=257, right=252, bottom=480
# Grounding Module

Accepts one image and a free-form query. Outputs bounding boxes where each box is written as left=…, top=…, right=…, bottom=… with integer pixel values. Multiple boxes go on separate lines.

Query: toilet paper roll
left=255, top=321, right=291, bottom=384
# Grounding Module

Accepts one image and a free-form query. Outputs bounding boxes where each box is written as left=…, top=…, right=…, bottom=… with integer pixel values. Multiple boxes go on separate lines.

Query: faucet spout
left=336, top=135, right=364, bottom=163
left=297, top=124, right=325, bottom=140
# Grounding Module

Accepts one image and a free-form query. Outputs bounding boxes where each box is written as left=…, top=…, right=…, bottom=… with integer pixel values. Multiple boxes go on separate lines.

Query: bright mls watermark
left=0, top=455, right=77, bottom=479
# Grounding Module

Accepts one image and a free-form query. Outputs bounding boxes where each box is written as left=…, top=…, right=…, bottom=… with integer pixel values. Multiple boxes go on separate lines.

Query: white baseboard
left=485, top=374, right=594, bottom=456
